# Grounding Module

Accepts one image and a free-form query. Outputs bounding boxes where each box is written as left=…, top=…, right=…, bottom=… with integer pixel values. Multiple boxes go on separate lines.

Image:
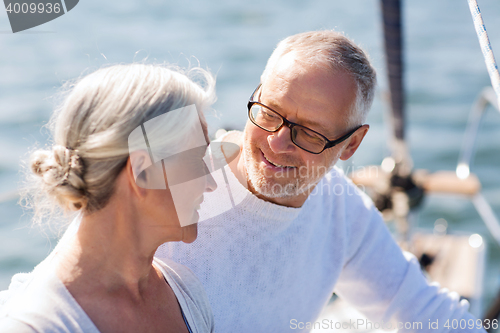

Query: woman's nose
left=205, top=171, right=217, bottom=193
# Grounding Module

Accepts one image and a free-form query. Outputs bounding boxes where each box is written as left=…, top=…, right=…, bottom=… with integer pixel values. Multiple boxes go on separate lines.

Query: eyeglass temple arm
left=324, top=126, right=362, bottom=149
left=248, top=84, right=262, bottom=107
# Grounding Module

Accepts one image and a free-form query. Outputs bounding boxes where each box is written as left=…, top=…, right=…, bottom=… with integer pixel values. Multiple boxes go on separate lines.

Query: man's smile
left=261, top=151, right=296, bottom=169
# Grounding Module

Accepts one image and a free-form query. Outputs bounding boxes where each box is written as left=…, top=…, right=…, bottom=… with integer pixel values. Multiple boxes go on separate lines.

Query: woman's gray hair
left=24, top=63, right=216, bottom=223
left=260, top=30, right=376, bottom=128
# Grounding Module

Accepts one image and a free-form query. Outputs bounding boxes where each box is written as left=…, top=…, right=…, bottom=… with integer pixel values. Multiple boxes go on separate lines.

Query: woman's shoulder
left=0, top=265, right=99, bottom=333
left=0, top=316, right=37, bottom=333
left=153, top=257, right=214, bottom=333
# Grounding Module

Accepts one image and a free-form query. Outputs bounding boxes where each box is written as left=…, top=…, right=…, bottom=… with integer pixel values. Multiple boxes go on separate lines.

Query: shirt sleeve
left=0, top=215, right=81, bottom=310
left=333, top=190, right=486, bottom=333
left=0, top=273, right=32, bottom=309
left=0, top=317, right=37, bottom=333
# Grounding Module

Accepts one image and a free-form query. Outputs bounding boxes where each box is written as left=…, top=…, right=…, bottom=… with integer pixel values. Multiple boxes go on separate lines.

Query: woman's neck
left=54, top=194, right=166, bottom=300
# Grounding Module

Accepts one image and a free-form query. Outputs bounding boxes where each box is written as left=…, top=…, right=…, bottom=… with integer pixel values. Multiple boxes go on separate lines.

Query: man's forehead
left=260, top=62, right=355, bottom=137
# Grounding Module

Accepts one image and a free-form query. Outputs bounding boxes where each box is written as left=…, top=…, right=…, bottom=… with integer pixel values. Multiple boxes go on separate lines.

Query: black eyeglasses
left=247, top=84, right=362, bottom=154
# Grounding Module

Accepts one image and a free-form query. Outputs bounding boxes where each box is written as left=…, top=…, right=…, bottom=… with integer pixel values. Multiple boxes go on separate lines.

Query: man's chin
left=250, top=178, right=304, bottom=199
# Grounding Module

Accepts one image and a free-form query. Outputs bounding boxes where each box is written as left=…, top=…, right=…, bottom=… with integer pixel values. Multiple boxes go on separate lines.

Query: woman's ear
left=127, top=150, right=153, bottom=198
left=129, top=150, right=152, bottom=183
left=128, top=150, right=168, bottom=191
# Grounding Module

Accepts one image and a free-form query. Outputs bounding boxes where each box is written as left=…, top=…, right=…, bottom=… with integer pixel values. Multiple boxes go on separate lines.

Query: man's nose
left=267, top=126, right=296, bottom=154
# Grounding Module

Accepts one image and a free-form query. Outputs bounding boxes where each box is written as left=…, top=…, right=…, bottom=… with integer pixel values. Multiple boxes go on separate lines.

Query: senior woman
left=0, top=64, right=218, bottom=333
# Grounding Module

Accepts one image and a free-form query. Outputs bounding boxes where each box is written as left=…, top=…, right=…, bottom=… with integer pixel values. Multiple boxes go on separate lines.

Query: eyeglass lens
left=249, top=104, right=326, bottom=153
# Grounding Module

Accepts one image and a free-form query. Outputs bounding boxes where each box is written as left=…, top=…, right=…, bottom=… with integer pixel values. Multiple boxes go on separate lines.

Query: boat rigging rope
left=467, top=0, right=500, bottom=106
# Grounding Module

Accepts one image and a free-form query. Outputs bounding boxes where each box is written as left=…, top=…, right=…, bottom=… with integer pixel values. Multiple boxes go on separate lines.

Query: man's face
left=242, top=52, right=358, bottom=207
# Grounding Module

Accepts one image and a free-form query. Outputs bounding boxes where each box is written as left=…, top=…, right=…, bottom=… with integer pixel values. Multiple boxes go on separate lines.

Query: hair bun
left=30, top=145, right=87, bottom=210
left=53, top=145, right=85, bottom=182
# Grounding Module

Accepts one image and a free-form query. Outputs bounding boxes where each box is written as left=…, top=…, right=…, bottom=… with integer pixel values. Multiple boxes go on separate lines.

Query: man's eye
left=300, top=129, right=322, bottom=143
left=262, top=109, right=278, bottom=119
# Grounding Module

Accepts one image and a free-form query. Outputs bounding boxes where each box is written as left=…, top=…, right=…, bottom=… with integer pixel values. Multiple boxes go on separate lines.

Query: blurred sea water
left=0, top=0, right=500, bottom=315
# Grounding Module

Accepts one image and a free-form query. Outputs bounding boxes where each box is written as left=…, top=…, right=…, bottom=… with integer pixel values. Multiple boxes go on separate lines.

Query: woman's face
left=163, top=144, right=216, bottom=228
left=140, top=142, right=216, bottom=244
left=130, top=105, right=217, bottom=243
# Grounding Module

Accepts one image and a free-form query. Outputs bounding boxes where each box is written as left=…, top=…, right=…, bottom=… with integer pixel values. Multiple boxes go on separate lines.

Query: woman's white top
left=0, top=257, right=214, bottom=333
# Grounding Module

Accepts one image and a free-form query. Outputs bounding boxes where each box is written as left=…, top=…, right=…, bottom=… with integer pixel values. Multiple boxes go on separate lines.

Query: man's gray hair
left=261, top=30, right=376, bottom=128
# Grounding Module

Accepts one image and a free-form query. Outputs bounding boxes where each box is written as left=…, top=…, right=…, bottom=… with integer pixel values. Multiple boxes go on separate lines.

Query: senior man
left=158, top=31, right=485, bottom=332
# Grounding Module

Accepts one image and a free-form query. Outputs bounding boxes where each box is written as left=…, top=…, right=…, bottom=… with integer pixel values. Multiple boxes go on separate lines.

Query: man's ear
left=339, top=124, right=369, bottom=161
